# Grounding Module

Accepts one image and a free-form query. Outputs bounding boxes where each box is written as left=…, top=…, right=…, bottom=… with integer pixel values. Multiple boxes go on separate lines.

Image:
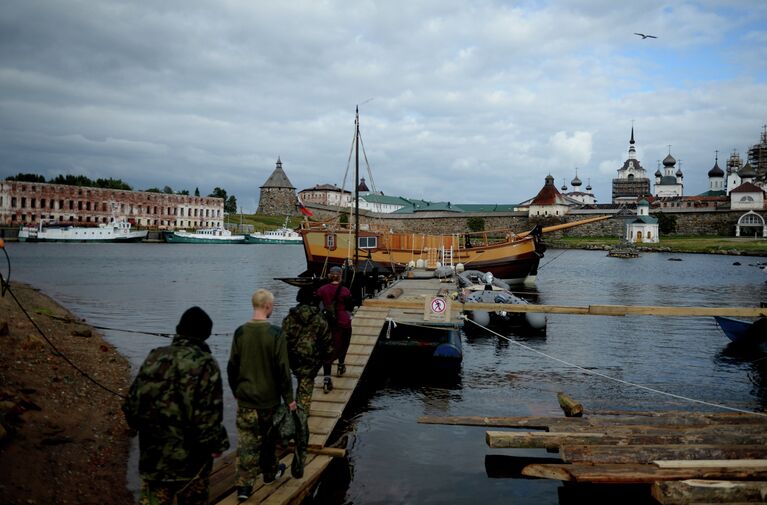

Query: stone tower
left=256, top=157, right=298, bottom=215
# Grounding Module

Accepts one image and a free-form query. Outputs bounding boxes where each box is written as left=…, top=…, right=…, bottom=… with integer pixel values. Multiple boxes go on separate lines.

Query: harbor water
left=5, top=242, right=767, bottom=504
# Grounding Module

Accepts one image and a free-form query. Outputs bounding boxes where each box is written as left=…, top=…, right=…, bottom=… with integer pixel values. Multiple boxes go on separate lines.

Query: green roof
left=697, top=189, right=726, bottom=197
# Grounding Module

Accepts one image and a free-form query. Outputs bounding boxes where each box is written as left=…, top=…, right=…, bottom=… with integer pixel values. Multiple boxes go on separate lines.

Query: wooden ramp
left=210, top=305, right=387, bottom=505
left=420, top=410, right=767, bottom=504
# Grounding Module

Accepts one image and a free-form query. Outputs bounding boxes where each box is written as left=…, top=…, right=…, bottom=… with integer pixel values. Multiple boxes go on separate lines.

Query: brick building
left=0, top=180, right=224, bottom=229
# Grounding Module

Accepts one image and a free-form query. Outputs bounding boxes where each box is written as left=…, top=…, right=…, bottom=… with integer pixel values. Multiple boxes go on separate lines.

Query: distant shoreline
left=546, top=236, right=767, bottom=257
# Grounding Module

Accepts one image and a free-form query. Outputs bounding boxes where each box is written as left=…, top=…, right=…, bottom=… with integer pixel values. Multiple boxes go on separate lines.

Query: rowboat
left=714, top=316, right=767, bottom=349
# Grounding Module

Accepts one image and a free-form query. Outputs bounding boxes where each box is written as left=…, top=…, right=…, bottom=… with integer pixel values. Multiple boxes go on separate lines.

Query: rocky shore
left=0, top=282, right=133, bottom=505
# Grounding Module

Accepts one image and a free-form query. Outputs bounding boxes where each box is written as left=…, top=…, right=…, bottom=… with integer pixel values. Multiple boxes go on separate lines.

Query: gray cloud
left=1, top=0, right=765, bottom=210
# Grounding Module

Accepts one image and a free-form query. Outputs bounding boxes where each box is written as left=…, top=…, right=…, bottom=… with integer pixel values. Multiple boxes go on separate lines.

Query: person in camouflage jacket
left=122, top=306, right=229, bottom=505
left=280, top=286, right=333, bottom=478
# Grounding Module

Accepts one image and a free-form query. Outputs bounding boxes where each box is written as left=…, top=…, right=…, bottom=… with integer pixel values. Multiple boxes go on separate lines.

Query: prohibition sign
left=430, top=297, right=446, bottom=314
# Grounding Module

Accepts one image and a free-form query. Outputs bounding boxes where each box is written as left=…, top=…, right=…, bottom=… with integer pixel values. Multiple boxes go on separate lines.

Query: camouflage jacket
left=122, top=335, right=229, bottom=482
left=281, top=304, right=333, bottom=377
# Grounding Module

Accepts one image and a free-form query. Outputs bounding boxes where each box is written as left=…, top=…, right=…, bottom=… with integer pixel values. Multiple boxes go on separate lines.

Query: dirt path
left=0, top=281, right=133, bottom=505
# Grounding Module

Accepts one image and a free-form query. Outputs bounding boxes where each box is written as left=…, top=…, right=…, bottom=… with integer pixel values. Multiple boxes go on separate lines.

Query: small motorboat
left=458, top=270, right=546, bottom=335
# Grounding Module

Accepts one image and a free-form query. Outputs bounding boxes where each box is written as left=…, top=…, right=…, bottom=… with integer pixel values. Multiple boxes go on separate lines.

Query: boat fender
left=416, top=259, right=425, bottom=269
left=469, top=310, right=491, bottom=327
left=525, top=312, right=547, bottom=330
left=407, top=260, right=416, bottom=269
left=455, top=263, right=464, bottom=273
left=433, top=342, right=462, bottom=360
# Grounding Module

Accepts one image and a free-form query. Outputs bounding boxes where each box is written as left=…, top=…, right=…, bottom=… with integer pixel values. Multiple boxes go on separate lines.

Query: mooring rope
left=462, top=316, right=767, bottom=417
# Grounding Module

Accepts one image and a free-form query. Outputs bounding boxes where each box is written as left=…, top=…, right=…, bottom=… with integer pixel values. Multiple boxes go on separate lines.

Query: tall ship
left=18, top=216, right=147, bottom=243
left=298, top=108, right=609, bottom=285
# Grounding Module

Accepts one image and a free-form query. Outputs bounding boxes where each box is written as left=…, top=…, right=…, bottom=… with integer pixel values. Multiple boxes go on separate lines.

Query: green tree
left=194, top=187, right=200, bottom=197
left=6, top=173, right=46, bottom=182
left=177, top=189, right=190, bottom=195
left=466, top=216, right=485, bottom=232
left=225, top=195, right=237, bottom=214
left=163, top=185, right=174, bottom=194
left=656, top=212, right=677, bottom=235
left=145, top=187, right=161, bottom=193
left=209, top=187, right=227, bottom=200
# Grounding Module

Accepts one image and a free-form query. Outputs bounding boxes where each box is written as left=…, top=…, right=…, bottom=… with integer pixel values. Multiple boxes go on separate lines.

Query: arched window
left=739, top=195, right=755, bottom=202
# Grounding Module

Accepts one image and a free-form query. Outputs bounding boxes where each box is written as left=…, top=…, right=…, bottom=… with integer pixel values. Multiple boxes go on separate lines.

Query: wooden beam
left=521, top=462, right=767, bottom=483
left=362, top=299, right=767, bottom=317
left=651, top=479, right=767, bottom=505
left=419, top=413, right=767, bottom=428
left=486, top=430, right=767, bottom=449
left=557, top=392, right=583, bottom=418
left=654, top=459, right=767, bottom=469
left=560, top=444, right=767, bottom=464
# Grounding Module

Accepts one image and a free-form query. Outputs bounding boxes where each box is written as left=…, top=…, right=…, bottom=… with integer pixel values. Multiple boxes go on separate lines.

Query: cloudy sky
left=1, top=1, right=766, bottom=211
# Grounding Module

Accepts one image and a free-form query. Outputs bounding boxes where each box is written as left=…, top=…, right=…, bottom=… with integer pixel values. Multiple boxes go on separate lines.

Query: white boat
left=246, top=218, right=302, bottom=245
left=165, top=227, right=246, bottom=244
left=458, top=270, right=547, bottom=335
left=18, top=217, right=147, bottom=243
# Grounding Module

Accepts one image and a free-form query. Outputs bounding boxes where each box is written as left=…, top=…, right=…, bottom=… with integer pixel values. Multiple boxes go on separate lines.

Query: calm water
left=5, top=242, right=767, bottom=504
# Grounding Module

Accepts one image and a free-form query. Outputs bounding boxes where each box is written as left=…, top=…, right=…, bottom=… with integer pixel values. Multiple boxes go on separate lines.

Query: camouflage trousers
left=235, top=405, right=278, bottom=487
left=292, top=375, right=314, bottom=475
left=139, top=474, right=209, bottom=505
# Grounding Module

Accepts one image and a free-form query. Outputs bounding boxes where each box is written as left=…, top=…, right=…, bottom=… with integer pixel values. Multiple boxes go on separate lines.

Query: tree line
left=5, top=173, right=237, bottom=214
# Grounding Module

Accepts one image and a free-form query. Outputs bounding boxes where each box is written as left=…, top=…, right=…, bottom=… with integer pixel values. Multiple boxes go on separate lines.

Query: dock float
left=420, top=409, right=767, bottom=504
left=211, top=271, right=457, bottom=504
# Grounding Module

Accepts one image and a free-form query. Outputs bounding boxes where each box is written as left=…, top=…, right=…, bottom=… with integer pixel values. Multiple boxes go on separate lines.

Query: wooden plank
left=312, top=376, right=358, bottom=389
left=261, top=455, right=333, bottom=505
left=651, top=479, right=767, bottom=505
left=486, top=430, right=767, bottom=449
left=549, top=424, right=767, bottom=437
left=521, top=462, right=767, bottom=484
left=350, top=335, right=379, bottom=345
left=654, top=459, right=767, bottom=469
left=311, top=388, right=352, bottom=404
left=346, top=343, right=375, bottom=355
left=420, top=414, right=767, bottom=429
left=339, top=354, right=371, bottom=366
left=560, top=445, right=767, bottom=464
left=308, top=416, right=340, bottom=435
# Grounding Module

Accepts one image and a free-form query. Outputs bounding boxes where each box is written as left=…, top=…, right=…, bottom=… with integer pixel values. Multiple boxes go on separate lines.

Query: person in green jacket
left=228, top=289, right=296, bottom=501
left=281, top=286, right=333, bottom=478
left=122, top=306, right=229, bottom=505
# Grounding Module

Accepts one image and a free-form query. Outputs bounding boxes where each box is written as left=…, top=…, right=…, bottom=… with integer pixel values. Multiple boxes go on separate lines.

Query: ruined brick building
left=0, top=180, right=224, bottom=229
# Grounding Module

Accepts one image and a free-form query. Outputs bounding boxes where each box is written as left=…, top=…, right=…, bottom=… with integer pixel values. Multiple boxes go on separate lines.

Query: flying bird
left=634, top=32, right=658, bottom=39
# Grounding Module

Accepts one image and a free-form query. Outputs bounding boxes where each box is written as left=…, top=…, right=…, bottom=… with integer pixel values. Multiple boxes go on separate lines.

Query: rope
left=2, top=276, right=127, bottom=399
left=462, top=316, right=767, bottom=417
left=538, top=248, right=568, bottom=271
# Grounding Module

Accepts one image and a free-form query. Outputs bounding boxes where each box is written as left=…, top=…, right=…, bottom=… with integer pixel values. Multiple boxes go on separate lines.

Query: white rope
left=385, top=317, right=396, bottom=339
left=462, top=316, right=767, bottom=418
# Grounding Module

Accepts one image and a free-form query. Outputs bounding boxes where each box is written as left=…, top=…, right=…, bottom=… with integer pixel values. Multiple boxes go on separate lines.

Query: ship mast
left=354, top=106, right=360, bottom=272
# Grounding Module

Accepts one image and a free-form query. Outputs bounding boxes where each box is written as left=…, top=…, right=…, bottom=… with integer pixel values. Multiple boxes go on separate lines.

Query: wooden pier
left=420, top=409, right=767, bottom=504
left=210, top=272, right=458, bottom=504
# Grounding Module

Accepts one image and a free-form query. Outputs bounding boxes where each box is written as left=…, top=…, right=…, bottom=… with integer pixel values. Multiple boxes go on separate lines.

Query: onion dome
left=708, top=160, right=724, bottom=177
left=561, top=183, right=568, bottom=191
left=655, top=168, right=662, bottom=177
left=663, top=153, right=676, bottom=167
left=739, top=163, right=755, bottom=178
left=586, top=180, right=592, bottom=191
left=571, top=174, right=582, bottom=187
left=675, top=168, right=683, bottom=178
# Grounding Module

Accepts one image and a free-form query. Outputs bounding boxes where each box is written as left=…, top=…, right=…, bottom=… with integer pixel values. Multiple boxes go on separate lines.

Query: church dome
left=544, top=174, right=555, bottom=186
left=654, top=168, right=662, bottom=177
left=707, top=161, right=724, bottom=177
left=663, top=154, right=676, bottom=167
left=571, top=175, right=582, bottom=187
left=675, top=168, right=683, bottom=177
left=739, top=163, right=755, bottom=177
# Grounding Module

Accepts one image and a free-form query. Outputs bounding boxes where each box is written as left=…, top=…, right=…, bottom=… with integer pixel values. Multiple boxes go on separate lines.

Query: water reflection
left=6, top=243, right=767, bottom=504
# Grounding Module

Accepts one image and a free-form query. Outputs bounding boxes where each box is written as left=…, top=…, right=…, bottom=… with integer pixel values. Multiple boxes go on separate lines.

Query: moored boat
left=714, top=316, right=767, bottom=349
left=18, top=217, right=147, bottom=243
left=164, top=227, right=246, bottom=244
left=458, top=270, right=546, bottom=335
left=246, top=218, right=302, bottom=244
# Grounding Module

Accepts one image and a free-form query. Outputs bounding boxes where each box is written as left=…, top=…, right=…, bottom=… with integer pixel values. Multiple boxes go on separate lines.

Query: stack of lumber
left=419, top=410, right=767, bottom=504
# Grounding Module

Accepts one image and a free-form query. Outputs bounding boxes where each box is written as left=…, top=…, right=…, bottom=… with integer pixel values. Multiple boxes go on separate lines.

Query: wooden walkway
left=420, top=410, right=767, bottom=504
left=210, top=305, right=387, bottom=505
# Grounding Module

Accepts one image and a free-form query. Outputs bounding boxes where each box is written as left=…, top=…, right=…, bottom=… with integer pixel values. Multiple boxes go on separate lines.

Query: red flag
left=297, top=196, right=313, bottom=217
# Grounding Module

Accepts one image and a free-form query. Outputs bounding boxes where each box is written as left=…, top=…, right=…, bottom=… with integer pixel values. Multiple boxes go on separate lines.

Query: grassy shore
left=547, top=236, right=767, bottom=256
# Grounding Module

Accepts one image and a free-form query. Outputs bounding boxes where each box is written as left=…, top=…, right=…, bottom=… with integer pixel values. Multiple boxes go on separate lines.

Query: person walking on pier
left=228, top=289, right=296, bottom=501
left=122, top=306, right=229, bottom=505
left=317, top=266, right=353, bottom=392
left=281, top=286, right=333, bottom=478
